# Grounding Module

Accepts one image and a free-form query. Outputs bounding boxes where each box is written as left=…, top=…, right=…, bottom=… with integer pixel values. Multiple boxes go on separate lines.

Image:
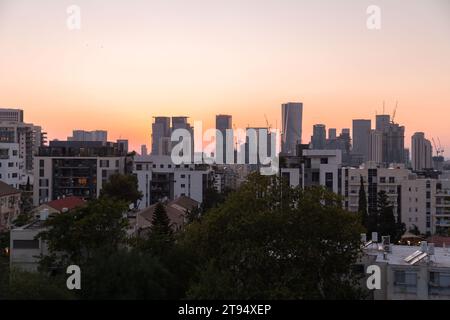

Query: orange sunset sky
left=0, top=0, right=449, bottom=155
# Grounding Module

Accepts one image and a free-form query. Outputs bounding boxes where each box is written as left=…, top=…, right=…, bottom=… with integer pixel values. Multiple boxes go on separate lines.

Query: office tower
left=0, top=108, right=24, bottom=122
left=151, top=117, right=171, bottom=155
left=141, top=145, right=148, bottom=156
left=216, top=115, right=233, bottom=164
left=117, top=139, right=129, bottom=154
left=68, top=130, right=108, bottom=142
left=311, top=124, right=326, bottom=150
left=382, top=122, right=405, bottom=165
left=411, top=132, right=433, bottom=171
left=328, top=128, right=337, bottom=140
left=243, top=127, right=273, bottom=167
left=369, top=130, right=383, bottom=163
left=281, top=102, right=303, bottom=155
left=171, top=116, right=194, bottom=159
left=376, top=114, right=390, bottom=132
left=352, top=119, right=372, bottom=162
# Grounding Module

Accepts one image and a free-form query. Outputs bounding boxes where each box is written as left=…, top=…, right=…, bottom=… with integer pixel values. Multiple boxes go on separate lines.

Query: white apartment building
left=435, top=180, right=450, bottom=235
left=363, top=241, right=450, bottom=300
left=341, top=163, right=411, bottom=219
left=133, top=155, right=213, bottom=209
left=0, top=142, right=25, bottom=188
left=280, top=149, right=342, bottom=193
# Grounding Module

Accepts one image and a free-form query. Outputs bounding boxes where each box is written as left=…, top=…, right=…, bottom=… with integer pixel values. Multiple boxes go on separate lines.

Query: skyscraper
left=151, top=117, right=171, bottom=155
left=281, top=102, right=303, bottom=156
left=411, top=132, right=433, bottom=171
left=369, top=130, right=383, bottom=163
left=328, top=128, right=337, bottom=140
left=216, top=115, right=233, bottom=164
left=382, top=122, right=405, bottom=165
left=352, top=119, right=372, bottom=162
left=311, top=124, right=326, bottom=150
left=69, top=130, right=108, bottom=142
left=376, top=114, right=390, bottom=132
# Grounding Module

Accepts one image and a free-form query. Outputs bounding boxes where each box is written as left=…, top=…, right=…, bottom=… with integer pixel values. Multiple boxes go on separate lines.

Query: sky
left=0, top=0, right=449, bottom=155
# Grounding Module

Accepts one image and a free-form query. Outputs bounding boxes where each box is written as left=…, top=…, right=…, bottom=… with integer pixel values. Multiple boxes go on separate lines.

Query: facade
left=0, top=142, right=25, bottom=188
left=363, top=241, right=450, bottom=300
left=68, top=130, right=107, bottom=142
left=311, top=124, right=326, bottom=150
left=376, top=114, right=390, bottom=132
left=341, top=164, right=410, bottom=219
left=133, top=155, right=213, bottom=209
left=352, top=119, right=371, bottom=163
left=33, top=140, right=127, bottom=206
left=382, top=122, right=405, bottom=165
left=151, top=117, right=171, bottom=155
left=280, top=149, right=342, bottom=194
left=412, top=132, right=433, bottom=171
left=369, top=130, right=383, bottom=164
left=216, top=114, right=233, bottom=164
left=281, top=102, right=303, bottom=156
left=0, top=112, right=46, bottom=172
left=0, top=109, right=24, bottom=122
left=435, top=180, right=450, bottom=235
left=0, top=181, right=21, bottom=231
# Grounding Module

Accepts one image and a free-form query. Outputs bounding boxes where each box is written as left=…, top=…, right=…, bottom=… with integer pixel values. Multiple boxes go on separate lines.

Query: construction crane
left=432, top=138, right=445, bottom=157
left=264, top=114, right=272, bottom=131
left=391, top=101, right=398, bottom=124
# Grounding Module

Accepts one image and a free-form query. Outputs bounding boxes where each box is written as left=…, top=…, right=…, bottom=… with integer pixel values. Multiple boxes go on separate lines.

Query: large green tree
left=181, top=173, right=365, bottom=299
left=100, top=173, right=142, bottom=206
left=376, top=191, right=405, bottom=243
left=38, top=198, right=129, bottom=269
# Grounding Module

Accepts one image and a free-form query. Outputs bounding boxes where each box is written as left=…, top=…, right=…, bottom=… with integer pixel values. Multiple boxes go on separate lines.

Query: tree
left=150, top=202, right=172, bottom=237
left=38, top=198, right=129, bottom=269
left=1, top=269, right=75, bottom=300
left=373, top=191, right=405, bottom=243
left=409, top=225, right=421, bottom=236
left=181, top=173, right=365, bottom=299
left=100, top=174, right=142, bottom=206
left=358, top=175, right=368, bottom=229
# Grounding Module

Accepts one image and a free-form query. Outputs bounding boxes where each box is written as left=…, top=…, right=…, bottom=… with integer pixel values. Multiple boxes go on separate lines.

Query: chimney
left=420, top=241, right=428, bottom=253
left=372, top=232, right=378, bottom=243
left=40, top=208, right=49, bottom=221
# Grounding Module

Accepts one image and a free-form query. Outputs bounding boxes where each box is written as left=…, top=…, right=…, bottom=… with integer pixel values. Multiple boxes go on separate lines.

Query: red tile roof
left=46, top=196, right=86, bottom=212
left=427, top=236, right=450, bottom=248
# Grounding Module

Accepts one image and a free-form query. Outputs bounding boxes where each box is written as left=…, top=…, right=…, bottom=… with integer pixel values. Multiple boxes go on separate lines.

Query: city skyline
left=0, top=0, right=449, bottom=154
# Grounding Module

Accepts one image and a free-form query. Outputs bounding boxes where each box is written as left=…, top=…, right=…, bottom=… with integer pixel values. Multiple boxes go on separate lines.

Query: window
left=13, top=240, right=39, bottom=249
left=312, top=172, right=320, bottom=183
left=12, top=150, right=18, bottom=156
left=181, top=184, right=186, bottom=188
left=430, top=272, right=450, bottom=295
left=152, top=164, right=156, bottom=168
left=427, top=191, right=431, bottom=199
left=39, top=169, right=45, bottom=177
left=40, top=159, right=45, bottom=167
left=380, top=177, right=386, bottom=183
left=181, top=174, right=186, bottom=178
left=12, top=173, right=17, bottom=178
left=168, top=164, right=172, bottom=168
left=136, top=164, right=142, bottom=171
left=39, top=179, right=49, bottom=187
left=115, top=160, right=120, bottom=168
left=184, top=165, right=189, bottom=168
left=8, top=162, right=13, bottom=167
left=389, top=177, right=395, bottom=183
left=320, top=158, right=328, bottom=164
left=160, top=164, right=164, bottom=168
left=100, top=160, right=110, bottom=168
left=394, top=271, right=417, bottom=294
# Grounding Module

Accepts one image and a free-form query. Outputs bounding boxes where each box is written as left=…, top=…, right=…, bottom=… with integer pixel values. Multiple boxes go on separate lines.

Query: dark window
left=380, top=177, right=386, bottom=183
left=389, top=177, right=395, bottom=183
left=320, top=158, right=328, bottom=164
left=181, top=184, right=186, bottom=188
left=40, top=159, right=45, bottom=167
left=136, top=164, right=142, bottom=171
left=8, top=162, right=13, bottom=167
left=181, top=174, right=186, bottom=178
left=13, top=240, right=39, bottom=249
left=312, top=172, right=320, bottom=182
left=39, top=169, right=45, bottom=177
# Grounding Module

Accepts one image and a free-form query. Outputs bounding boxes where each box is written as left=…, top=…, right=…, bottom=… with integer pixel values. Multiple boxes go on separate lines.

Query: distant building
left=0, top=108, right=46, bottom=173
left=0, top=181, right=21, bottom=231
left=33, top=196, right=86, bottom=219
left=117, top=139, right=129, bottom=154
left=382, top=122, right=406, bottom=165
left=281, top=102, right=303, bottom=156
left=151, top=117, right=171, bottom=155
left=33, top=140, right=127, bottom=206
left=68, top=130, right=107, bottom=142
left=412, top=132, right=433, bottom=171
left=352, top=119, right=371, bottom=164
left=141, top=144, right=148, bottom=156
left=369, top=130, right=383, bottom=164
left=0, top=142, right=25, bottom=188
left=311, top=124, right=326, bottom=150
left=216, top=115, right=233, bottom=164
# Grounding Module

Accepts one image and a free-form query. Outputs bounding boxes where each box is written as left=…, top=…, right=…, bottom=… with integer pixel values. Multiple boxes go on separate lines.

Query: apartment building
left=133, top=155, right=213, bottom=209
left=33, top=140, right=127, bottom=206
left=0, top=181, right=21, bottom=232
